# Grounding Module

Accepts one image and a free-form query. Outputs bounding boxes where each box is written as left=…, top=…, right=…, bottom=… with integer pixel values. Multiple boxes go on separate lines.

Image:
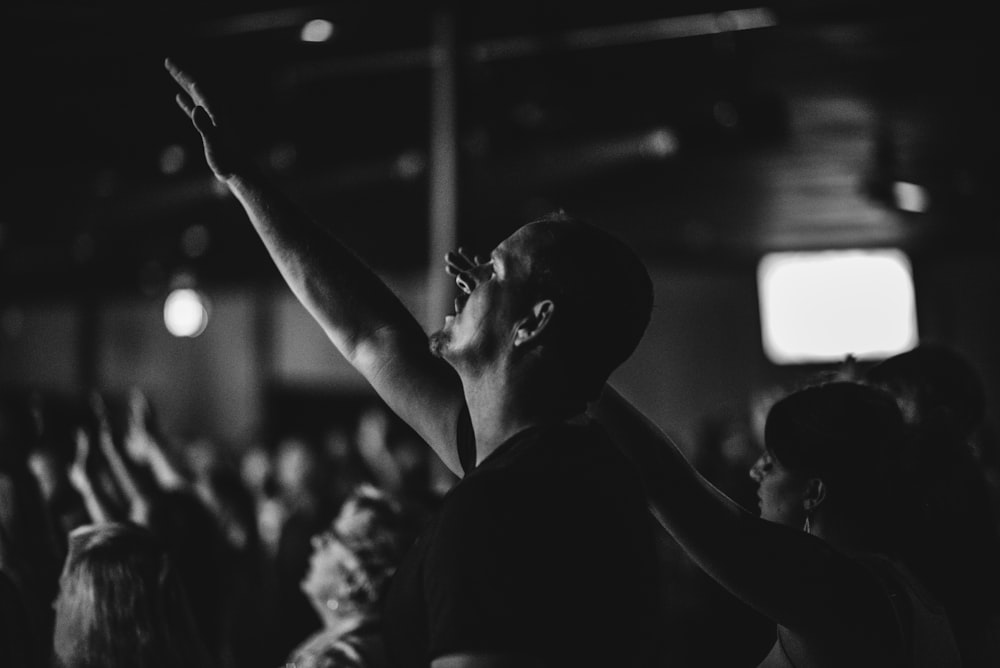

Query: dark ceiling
left=3, top=1, right=997, bottom=299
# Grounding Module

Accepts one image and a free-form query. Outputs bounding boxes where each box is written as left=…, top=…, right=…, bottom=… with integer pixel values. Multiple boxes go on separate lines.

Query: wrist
left=223, top=161, right=265, bottom=190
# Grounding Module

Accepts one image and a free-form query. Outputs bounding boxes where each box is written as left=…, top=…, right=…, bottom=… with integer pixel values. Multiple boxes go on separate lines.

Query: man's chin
left=429, top=330, right=450, bottom=358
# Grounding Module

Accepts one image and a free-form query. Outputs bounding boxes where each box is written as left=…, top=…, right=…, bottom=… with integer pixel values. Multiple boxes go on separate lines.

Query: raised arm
left=165, top=59, right=466, bottom=475
left=591, top=385, right=896, bottom=643
left=68, top=428, right=112, bottom=525
left=92, top=393, right=151, bottom=526
left=123, top=389, right=187, bottom=493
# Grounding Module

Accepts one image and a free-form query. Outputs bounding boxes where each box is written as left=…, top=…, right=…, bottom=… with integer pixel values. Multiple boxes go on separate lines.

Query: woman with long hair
left=51, top=521, right=213, bottom=668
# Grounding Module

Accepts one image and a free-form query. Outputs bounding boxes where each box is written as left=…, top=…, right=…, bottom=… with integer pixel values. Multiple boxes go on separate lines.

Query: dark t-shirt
left=382, top=415, right=659, bottom=668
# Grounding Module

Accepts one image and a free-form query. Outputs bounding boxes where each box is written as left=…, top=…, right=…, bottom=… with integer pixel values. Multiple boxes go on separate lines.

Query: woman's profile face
left=749, top=450, right=810, bottom=528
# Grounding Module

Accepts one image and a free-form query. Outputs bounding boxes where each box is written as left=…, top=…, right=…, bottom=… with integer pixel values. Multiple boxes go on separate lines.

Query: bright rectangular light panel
left=757, top=249, right=918, bottom=364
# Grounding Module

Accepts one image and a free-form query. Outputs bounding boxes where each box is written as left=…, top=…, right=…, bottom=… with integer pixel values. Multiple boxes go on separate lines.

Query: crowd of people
left=3, top=344, right=999, bottom=668
left=2, top=56, right=1000, bottom=668
left=0, top=385, right=440, bottom=668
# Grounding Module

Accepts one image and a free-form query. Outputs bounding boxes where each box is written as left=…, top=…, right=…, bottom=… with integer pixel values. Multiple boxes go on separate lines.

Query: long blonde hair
left=53, top=522, right=213, bottom=668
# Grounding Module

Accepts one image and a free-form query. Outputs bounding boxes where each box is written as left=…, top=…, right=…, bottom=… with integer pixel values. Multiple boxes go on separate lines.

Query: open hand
left=125, top=388, right=157, bottom=464
left=165, top=58, right=247, bottom=180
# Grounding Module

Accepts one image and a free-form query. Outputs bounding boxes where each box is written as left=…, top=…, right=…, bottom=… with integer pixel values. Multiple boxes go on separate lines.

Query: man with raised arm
left=166, top=58, right=660, bottom=668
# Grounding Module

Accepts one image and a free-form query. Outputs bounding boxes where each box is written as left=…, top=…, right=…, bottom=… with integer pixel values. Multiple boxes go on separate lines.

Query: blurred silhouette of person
left=865, top=343, right=1000, bottom=668
left=51, top=521, right=213, bottom=668
left=25, top=394, right=90, bottom=559
left=354, top=406, right=440, bottom=529
left=67, top=390, right=229, bottom=665
left=181, top=438, right=270, bottom=668
left=166, top=58, right=660, bottom=668
left=0, top=562, right=35, bottom=668
left=322, top=425, right=375, bottom=516
left=240, top=442, right=286, bottom=558
left=0, top=393, right=60, bottom=668
left=271, top=436, right=332, bottom=664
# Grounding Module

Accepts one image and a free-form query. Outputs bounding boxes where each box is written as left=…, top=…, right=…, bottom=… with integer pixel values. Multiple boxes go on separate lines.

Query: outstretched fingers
left=165, top=58, right=217, bottom=124
left=175, top=92, right=196, bottom=118
left=165, top=59, right=200, bottom=102
left=444, top=247, right=478, bottom=275
left=164, top=57, right=244, bottom=180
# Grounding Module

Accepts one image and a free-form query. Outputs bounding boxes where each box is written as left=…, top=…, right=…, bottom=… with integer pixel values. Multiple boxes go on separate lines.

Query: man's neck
left=462, top=366, right=575, bottom=466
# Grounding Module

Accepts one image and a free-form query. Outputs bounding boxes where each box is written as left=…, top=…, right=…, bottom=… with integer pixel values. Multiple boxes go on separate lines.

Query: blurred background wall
left=2, top=0, right=997, bottom=458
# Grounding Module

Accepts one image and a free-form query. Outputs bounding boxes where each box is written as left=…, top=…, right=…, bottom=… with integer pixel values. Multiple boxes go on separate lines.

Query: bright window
left=757, top=249, right=918, bottom=364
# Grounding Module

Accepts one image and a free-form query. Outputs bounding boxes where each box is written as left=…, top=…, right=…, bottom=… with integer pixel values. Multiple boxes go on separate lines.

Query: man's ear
left=513, top=300, right=555, bottom=348
left=802, top=478, right=827, bottom=513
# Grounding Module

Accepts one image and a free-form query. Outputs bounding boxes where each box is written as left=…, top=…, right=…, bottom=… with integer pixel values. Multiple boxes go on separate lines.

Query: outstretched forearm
left=226, top=170, right=422, bottom=363
left=166, top=58, right=465, bottom=474
left=224, top=170, right=466, bottom=474
left=592, top=385, right=748, bottom=553
left=97, top=430, right=151, bottom=525
left=69, top=474, right=112, bottom=525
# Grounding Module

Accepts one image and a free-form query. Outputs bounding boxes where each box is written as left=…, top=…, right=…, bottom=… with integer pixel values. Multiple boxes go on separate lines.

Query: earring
left=325, top=598, right=339, bottom=611
left=803, top=509, right=814, bottom=534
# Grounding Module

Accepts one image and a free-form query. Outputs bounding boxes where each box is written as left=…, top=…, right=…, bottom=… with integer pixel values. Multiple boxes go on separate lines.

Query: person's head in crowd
left=275, top=436, right=323, bottom=511
left=866, top=343, right=1000, bottom=663
left=0, top=394, right=61, bottom=609
left=750, top=381, right=907, bottom=551
left=239, top=442, right=274, bottom=498
left=862, top=342, right=996, bottom=494
left=300, top=485, right=409, bottom=626
left=865, top=343, right=985, bottom=439
left=52, top=522, right=212, bottom=668
left=182, top=436, right=220, bottom=484
left=323, top=425, right=354, bottom=462
left=390, top=434, right=431, bottom=494
left=434, top=211, right=653, bottom=414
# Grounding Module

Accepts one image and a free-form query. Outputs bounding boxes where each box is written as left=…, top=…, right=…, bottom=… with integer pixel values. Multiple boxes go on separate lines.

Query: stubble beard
left=429, top=329, right=449, bottom=358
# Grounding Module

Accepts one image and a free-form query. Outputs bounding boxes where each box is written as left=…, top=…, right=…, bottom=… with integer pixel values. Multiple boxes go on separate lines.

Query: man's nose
left=749, top=456, right=765, bottom=482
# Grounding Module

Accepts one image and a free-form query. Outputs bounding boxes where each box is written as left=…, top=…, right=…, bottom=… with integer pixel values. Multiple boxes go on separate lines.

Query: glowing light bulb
left=164, top=288, right=209, bottom=338
left=159, top=145, right=187, bottom=175
left=757, top=249, right=918, bottom=364
left=301, top=19, right=335, bottom=43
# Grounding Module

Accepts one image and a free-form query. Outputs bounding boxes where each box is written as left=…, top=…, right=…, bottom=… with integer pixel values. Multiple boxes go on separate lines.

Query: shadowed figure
left=865, top=344, right=1000, bottom=668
